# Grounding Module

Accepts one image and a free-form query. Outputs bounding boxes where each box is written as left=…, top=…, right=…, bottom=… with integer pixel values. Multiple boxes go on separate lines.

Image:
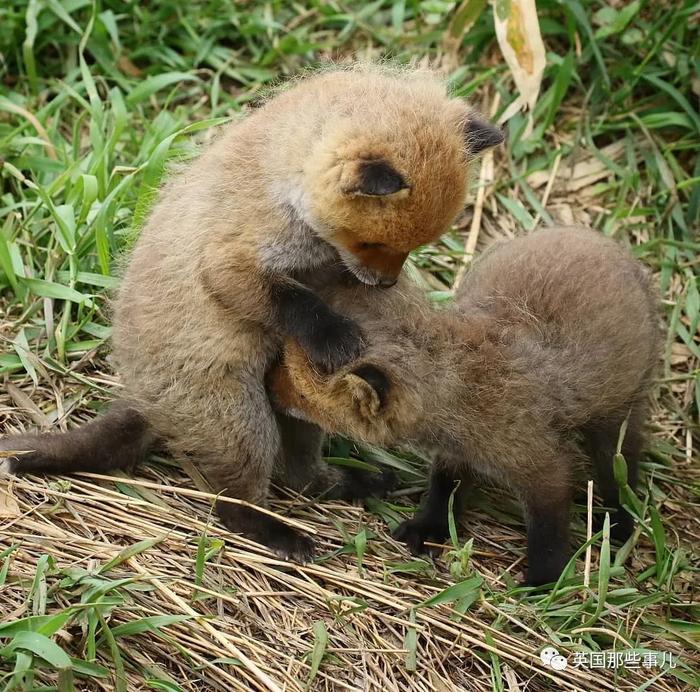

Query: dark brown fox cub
left=269, top=227, right=660, bottom=585
left=0, top=67, right=503, bottom=562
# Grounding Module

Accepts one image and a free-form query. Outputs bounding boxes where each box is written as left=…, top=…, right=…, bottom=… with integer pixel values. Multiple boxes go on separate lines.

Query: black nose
left=379, top=277, right=398, bottom=288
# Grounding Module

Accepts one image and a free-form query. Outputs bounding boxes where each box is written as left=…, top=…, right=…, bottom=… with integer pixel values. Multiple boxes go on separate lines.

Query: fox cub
left=0, top=66, right=503, bottom=562
left=269, top=227, right=660, bottom=585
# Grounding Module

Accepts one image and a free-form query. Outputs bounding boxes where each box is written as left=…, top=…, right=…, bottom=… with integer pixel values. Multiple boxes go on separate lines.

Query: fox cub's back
left=455, top=226, right=659, bottom=417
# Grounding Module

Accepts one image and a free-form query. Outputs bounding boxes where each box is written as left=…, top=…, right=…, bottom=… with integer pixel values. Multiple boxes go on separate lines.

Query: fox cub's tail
left=0, top=400, right=153, bottom=476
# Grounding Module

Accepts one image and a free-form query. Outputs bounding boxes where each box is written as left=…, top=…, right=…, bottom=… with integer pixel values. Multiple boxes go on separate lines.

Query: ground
left=0, top=1, right=698, bottom=690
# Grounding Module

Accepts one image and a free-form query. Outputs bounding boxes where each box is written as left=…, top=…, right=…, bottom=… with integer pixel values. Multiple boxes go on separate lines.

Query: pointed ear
left=344, top=364, right=390, bottom=418
left=344, top=160, right=408, bottom=197
left=465, top=115, right=505, bottom=155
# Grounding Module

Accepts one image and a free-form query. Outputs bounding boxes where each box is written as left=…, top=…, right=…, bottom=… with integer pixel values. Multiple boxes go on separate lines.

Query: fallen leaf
left=0, top=485, right=21, bottom=518
left=494, top=0, right=546, bottom=115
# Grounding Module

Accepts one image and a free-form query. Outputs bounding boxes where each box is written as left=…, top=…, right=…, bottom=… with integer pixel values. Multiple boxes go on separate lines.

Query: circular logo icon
left=550, top=654, right=568, bottom=671
left=540, top=647, right=559, bottom=666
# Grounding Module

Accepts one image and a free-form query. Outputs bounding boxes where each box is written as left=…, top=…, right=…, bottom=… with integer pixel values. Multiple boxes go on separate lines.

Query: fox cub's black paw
left=266, top=527, right=315, bottom=563
left=393, top=517, right=449, bottom=556
left=593, top=509, right=634, bottom=545
left=304, top=313, right=365, bottom=373
left=339, top=466, right=397, bottom=501
left=217, top=502, right=315, bottom=563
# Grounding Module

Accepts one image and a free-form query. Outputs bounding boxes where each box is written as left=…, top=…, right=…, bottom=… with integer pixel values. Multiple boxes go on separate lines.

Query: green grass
left=1, top=1, right=699, bottom=690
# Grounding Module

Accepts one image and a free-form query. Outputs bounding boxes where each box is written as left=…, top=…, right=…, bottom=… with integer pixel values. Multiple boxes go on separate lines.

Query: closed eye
left=358, top=242, right=387, bottom=250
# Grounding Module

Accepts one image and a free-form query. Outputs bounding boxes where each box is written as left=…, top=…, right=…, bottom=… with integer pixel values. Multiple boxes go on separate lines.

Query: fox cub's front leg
left=394, top=465, right=465, bottom=555
left=271, top=278, right=364, bottom=372
left=275, top=414, right=395, bottom=500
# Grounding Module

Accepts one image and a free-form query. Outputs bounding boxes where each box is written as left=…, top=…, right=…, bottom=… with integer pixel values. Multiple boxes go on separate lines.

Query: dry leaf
left=494, top=0, right=546, bottom=117
left=0, top=485, right=21, bottom=518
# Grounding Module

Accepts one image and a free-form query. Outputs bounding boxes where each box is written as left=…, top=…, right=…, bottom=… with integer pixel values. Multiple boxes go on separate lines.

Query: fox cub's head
left=302, top=73, right=503, bottom=286
left=267, top=340, right=419, bottom=446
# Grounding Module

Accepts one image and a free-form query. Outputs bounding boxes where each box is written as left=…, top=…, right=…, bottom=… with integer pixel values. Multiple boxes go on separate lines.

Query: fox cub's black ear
left=355, top=160, right=408, bottom=197
left=465, top=115, right=505, bottom=155
left=351, top=364, right=391, bottom=408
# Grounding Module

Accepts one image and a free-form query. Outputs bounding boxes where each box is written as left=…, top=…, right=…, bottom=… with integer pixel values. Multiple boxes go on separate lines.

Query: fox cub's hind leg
left=519, top=451, right=575, bottom=587
left=393, top=464, right=465, bottom=555
left=184, top=379, right=314, bottom=563
left=581, top=405, right=645, bottom=544
left=275, top=414, right=395, bottom=500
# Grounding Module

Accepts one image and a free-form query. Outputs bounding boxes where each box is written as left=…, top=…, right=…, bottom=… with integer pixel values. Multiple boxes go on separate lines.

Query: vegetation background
left=0, top=0, right=698, bottom=690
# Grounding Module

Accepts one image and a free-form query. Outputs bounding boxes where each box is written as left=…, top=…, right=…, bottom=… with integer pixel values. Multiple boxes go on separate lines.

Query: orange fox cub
left=269, top=227, right=659, bottom=585
left=0, top=66, right=503, bottom=561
